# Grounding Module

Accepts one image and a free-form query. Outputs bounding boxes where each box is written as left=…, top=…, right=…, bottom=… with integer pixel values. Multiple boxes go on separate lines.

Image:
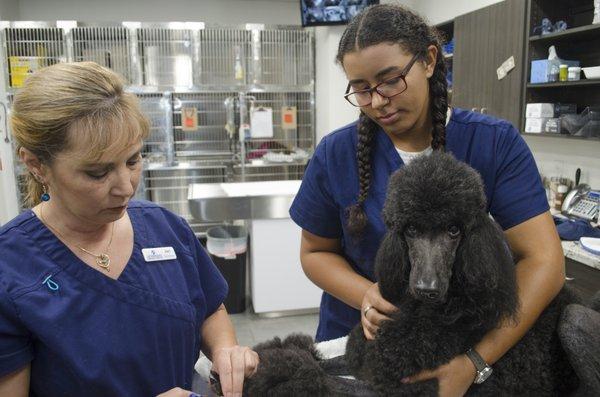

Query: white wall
left=0, top=0, right=19, bottom=19
left=18, top=0, right=300, bottom=24
left=524, top=136, right=600, bottom=188
left=408, top=0, right=503, bottom=25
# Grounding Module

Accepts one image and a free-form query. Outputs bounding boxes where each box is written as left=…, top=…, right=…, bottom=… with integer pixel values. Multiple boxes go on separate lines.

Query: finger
left=231, top=348, right=245, bottom=395
left=215, top=354, right=233, bottom=396
left=374, top=296, right=398, bottom=315
left=362, top=318, right=378, bottom=340
left=369, top=310, right=394, bottom=327
left=402, top=368, right=438, bottom=384
left=244, top=349, right=259, bottom=378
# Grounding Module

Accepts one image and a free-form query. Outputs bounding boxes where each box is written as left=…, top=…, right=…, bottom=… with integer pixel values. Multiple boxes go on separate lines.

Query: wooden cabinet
left=452, top=0, right=527, bottom=128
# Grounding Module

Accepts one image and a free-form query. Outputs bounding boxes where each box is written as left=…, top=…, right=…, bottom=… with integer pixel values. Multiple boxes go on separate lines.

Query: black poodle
left=242, top=152, right=600, bottom=396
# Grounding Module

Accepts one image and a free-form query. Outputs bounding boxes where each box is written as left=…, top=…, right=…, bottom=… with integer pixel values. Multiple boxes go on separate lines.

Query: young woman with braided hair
left=290, top=4, right=564, bottom=396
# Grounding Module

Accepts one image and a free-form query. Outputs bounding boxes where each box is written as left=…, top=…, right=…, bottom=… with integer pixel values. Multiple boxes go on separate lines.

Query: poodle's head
left=380, top=151, right=488, bottom=304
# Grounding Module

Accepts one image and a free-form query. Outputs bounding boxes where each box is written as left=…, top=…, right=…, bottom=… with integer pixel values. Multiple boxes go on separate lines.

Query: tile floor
left=193, top=309, right=319, bottom=395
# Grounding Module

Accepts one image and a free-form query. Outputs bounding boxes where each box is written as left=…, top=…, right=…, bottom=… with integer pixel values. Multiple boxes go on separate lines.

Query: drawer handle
left=565, top=276, right=575, bottom=281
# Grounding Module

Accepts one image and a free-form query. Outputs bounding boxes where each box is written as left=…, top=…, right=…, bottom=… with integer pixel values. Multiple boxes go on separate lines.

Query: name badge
left=142, top=247, right=177, bottom=262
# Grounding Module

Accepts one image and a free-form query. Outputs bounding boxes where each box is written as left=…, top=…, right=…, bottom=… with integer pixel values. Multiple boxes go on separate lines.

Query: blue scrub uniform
left=290, top=108, right=549, bottom=342
left=0, top=200, right=228, bottom=396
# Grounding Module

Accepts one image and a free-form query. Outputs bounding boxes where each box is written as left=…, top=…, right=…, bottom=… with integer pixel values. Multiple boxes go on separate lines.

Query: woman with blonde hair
left=0, top=62, right=257, bottom=397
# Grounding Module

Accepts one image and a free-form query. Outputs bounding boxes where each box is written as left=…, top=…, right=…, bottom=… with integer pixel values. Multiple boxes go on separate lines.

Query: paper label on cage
left=281, top=106, right=297, bottom=129
left=250, top=107, right=274, bottom=138
left=9, top=57, right=37, bottom=88
left=181, top=107, right=198, bottom=131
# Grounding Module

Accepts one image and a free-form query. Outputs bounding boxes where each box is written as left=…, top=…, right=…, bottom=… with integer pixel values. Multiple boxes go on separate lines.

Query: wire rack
left=136, top=92, right=173, bottom=163
left=71, top=26, right=132, bottom=84
left=233, top=163, right=307, bottom=182
left=172, top=92, right=235, bottom=157
left=244, top=91, right=314, bottom=156
left=198, top=28, right=252, bottom=86
left=2, top=26, right=65, bottom=89
left=260, top=29, right=313, bottom=86
left=137, top=27, right=196, bottom=87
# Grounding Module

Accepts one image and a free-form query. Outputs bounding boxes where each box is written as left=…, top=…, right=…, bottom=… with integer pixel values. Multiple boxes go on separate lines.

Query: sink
left=188, top=180, right=302, bottom=221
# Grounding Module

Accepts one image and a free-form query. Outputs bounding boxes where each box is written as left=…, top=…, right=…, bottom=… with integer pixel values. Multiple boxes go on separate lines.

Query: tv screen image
left=300, top=0, right=380, bottom=27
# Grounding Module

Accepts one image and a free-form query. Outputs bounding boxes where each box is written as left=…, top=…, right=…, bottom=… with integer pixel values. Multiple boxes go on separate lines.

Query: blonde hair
left=10, top=62, right=150, bottom=207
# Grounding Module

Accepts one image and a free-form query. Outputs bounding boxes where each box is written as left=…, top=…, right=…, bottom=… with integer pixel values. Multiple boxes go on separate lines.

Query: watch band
left=465, top=348, right=488, bottom=372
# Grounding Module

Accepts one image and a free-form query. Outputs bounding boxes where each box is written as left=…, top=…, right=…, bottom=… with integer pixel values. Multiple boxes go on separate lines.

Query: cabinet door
left=452, top=0, right=526, bottom=128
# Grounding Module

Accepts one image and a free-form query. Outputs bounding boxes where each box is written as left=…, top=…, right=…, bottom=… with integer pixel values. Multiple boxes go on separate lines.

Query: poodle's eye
left=405, top=225, right=417, bottom=237
left=448, top=225, right=461, bottom=238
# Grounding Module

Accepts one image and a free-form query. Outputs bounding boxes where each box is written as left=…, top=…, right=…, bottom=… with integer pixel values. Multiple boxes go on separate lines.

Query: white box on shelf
left=525, top=117, right=553, bottom=133
left=526, top=103, right=555, bottom=118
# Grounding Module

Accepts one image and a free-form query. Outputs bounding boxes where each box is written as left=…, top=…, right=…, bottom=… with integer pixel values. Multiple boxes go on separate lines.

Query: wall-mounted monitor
left=300, top=0, right=380, bottom=27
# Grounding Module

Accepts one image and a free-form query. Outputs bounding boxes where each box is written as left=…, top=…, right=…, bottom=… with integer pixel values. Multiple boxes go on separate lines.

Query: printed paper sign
left=181, top=107, right=198, bottom=131
left=281, top=106, right=297, bottom=129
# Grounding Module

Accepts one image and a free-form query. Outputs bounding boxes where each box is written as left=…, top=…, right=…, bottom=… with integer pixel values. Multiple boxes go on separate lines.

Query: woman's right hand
left=361, top=282, right=397, bottom=340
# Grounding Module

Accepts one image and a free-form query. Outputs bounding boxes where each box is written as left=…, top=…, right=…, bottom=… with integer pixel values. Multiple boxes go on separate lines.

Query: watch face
left=475, top=367, right=493, bottom=384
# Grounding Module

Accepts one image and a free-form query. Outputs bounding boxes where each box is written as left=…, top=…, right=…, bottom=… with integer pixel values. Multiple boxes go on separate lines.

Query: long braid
left=429, top=40, right=448, bottom=150
left=346, top=112, right=378, bottom=237
left=337, top=4, right=449, bottom=237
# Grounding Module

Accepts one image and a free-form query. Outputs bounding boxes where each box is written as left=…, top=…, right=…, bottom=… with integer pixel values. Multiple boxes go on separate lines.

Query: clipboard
left=250, top=106, right=273, bottom=138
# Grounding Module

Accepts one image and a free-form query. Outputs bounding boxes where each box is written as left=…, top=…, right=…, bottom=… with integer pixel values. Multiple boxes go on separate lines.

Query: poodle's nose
left=415, top=281, right=440, bottom=301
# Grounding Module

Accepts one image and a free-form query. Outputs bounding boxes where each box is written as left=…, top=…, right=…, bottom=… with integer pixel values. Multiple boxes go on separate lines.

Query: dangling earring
left=41, top=184, right=50, bottom=202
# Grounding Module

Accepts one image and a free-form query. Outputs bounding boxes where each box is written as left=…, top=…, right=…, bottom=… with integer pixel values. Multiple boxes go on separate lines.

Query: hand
left=156, top=387, right=196, bottom=397
left=361, top=282, right=397, bottom=340
left=401, top=354, right=477, bottom=397
left=211, top=345, right=259, bottom=397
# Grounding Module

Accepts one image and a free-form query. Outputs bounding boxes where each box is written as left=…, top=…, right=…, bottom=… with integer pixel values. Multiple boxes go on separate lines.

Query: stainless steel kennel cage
left=0, top=21, right=315, bottom=234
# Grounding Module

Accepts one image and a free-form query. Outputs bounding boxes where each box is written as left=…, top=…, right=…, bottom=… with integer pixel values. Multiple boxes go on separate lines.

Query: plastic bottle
left=559, top=64, right=568, bottom=82
left=555, top=184, right=568, bottom=210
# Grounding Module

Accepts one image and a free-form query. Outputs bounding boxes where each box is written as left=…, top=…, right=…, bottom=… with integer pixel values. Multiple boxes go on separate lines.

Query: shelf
left=529, top=23, right=600, bottom=43
left=527, top=79, right=600, bottom=88
left=522, top=132, right=600, bottom=142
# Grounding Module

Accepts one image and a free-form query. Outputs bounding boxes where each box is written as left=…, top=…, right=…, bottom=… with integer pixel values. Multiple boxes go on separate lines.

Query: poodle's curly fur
left=345, top=151, right=580, bottom=396
left=246, top=152, right=594, bottom=396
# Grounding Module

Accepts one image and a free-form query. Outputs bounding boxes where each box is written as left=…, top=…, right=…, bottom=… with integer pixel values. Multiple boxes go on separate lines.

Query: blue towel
left=554, top=217, right=600, bottom=241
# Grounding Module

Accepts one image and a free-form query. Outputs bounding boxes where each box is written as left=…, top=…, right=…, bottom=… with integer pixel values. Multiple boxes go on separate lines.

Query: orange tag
left=181, top=107, right=198, bottom=131
left=281, top=106, right=297, bottom=129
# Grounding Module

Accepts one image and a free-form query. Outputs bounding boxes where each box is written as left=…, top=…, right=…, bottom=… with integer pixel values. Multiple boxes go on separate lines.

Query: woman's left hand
left=401, top=354, right=476, bottom=397
left=211, top=345, right=259, bottom=397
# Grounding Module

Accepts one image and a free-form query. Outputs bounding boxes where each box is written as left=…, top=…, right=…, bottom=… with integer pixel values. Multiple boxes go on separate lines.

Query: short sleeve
left=290, top=137, right=343, bottom=238
left=186, top=227, right=229, bottom=318
left=489, top=124, right=549, bottom=230
left=0, top=285, right=33, bottom=377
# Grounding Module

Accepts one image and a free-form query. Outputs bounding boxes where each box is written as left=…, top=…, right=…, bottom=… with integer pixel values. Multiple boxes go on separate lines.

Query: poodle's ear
left=455, top=215, right=518, bottom=313
left=375, top=230, right=410, bottom=303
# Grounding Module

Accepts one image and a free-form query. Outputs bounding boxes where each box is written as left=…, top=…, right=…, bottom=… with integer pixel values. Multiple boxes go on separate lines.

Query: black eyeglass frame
left=343, top=54, right=421, bottom=107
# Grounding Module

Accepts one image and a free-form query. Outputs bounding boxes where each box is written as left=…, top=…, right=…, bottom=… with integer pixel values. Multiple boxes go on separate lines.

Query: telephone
left=561, top=184, right=599, bottom=222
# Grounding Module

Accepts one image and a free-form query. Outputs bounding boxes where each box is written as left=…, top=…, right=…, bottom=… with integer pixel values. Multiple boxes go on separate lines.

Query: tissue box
left=526, top=103, right=554, bottom=118
left=530, top=59, right=580, bottom=83
left=525, top=117, right=553, bottom=133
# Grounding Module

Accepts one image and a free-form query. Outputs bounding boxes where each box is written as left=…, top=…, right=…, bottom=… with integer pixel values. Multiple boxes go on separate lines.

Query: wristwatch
left=465, top=348, right=493, bottom=384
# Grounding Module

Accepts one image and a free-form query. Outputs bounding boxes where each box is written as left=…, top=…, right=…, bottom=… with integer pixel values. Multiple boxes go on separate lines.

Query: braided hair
left=338, top=4, right=448, bottom=237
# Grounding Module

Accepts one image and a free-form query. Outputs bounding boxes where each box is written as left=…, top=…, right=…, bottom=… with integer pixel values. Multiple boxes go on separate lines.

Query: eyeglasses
left=343, top=54, right=420, bottom=107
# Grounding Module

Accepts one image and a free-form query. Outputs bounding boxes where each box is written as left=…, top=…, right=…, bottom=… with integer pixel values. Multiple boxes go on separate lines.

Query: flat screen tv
left=300, top=0, right=380, bottom=27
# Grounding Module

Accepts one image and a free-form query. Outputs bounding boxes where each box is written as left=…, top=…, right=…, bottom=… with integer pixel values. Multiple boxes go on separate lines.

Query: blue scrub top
left=290, top=108, right=549, bottom=342
left=0, top=200, right=228, bottom=396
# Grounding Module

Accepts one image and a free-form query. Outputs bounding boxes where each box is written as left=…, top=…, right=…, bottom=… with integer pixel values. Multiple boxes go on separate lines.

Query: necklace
left=40, top=204, right=116, bottom=272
